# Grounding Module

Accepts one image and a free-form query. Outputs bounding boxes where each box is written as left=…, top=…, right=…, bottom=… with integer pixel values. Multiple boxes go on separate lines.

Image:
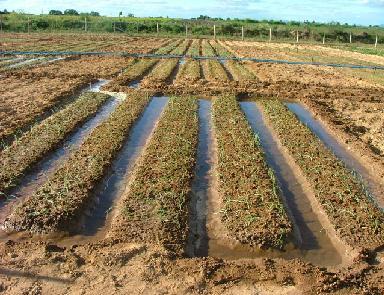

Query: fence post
left=241, top=26, right=244, bottom=41
left=296, top=30, right=299, bottom=43
left=0, top=16, right=3, bottom=33
left=156, top=22, right=159, bottom=35
left=84, top=17, right=87, bottom=32
left=375, top=35, right=378, bottom=48
left=350, top=32, right=352, bottom=44
left=113, top=22, right=115, bottom=33
left=323, top=33, right=325, bottom=44
left=269, top=27, right=272, bottom=42
left=185, top=24, right=188, bottom=37
left=213, top=24, right=216, bottom=39
left=27, top=17, right=30, bottom=34
left=136, top=23, right=139, bottom=34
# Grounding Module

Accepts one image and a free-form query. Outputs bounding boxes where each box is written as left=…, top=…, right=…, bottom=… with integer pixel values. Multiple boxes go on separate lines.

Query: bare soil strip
left=3, top=91, right=152, bottom=233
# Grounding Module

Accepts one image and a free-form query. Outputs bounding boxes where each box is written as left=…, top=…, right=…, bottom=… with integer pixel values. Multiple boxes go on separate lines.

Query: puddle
left=179, top=58, right=186, bottom=65
left=54, top=96, right=169, bottom=245
left=285, top=102, right=383, bottom=209
left=129, top=80, right=140, bottom=89
left=88, top=79, right=110, bottom=92
left=187, top=99, right=344, bottom=267
left=7, top=57, right=46, bottom=69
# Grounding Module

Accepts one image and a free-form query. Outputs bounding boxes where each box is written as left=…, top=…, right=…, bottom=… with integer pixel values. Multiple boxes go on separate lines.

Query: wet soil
left=1, top=36, right=384, bottom=293
left=68, top=96, right=169, bottom=243
left=286, top=102, right=384, bottom=209
left=186, top=99, right=346, bottom=267
left=0, top=96, right=120, bottom=225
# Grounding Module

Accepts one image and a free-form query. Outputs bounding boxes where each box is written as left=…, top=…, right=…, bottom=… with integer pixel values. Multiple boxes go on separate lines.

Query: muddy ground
left=1, top=235, right=383, bottom=294
left=1, top=35, right=384, bottom=294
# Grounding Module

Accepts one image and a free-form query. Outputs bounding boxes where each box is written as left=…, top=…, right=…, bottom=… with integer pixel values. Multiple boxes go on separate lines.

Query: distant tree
left=127, top=13, right=134, bottom=17
left=64, top=9, right=79, bottom=15
left=197, top=15, right=211, bottom=20
left=49, top=10, right=63, bottom=15
left=90, top=11, right=100, bottom=16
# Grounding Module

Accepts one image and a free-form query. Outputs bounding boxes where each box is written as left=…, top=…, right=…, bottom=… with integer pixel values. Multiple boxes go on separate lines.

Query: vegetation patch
left=260, top=99, right=384, bottom=249
left=0, top=92, right=110, bottom=196
left=115, top=96, right=198, bottom=254
left=175, top=59, right=201, bottom=83
left=185, top=39, right=200, bottom=57
left=212, top=95, right=292, bottom=249
left=202, top=60, right=229, bottom=82
left=140, top=59, right=179, bottom=88
left=226, top=60, right=257, bottom=82
left=4, top=91, right=151, bottom=233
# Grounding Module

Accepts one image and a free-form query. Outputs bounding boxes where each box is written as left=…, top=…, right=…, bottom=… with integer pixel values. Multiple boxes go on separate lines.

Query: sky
left=1, top=0, right=384, bottom=25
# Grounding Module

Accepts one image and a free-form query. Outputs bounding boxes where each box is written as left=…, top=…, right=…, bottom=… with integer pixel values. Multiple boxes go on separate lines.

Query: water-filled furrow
left=188, top=100, right=344, bottom=267
left=186, top=99, right=211, bottom=257
left=0, top=95, right=121, bottom=224
left=70, top=96, right=169, bottom=240
left=285, top=102, right=383, bottom=209
left=7, top=57, right=46, bottom=69
left=240, top=102, right=343, bottom=265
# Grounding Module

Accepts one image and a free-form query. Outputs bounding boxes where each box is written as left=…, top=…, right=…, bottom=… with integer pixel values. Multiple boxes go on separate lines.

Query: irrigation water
left=0, top=80, right=119, bottom=229
left=286, top=102, right=383, bottom=209
left=187, top=99, right=345, bottom=267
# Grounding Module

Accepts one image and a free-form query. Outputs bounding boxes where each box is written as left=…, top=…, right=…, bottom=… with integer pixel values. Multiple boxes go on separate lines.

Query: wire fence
left=0, top=18, right=383, bottom=47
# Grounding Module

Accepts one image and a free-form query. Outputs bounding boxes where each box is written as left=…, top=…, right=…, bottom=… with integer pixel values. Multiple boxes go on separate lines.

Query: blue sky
left=1, top=0, right=384, bottom=25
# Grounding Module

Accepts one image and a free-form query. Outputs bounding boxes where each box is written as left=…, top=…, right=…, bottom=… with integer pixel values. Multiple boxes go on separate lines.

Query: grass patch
left=5, top=91, right=151, bottom=233
left=0, top=92, right=109, bottom=195
left=212, top=95, right=292, bottom=249
left=261, top=99, right=384, bottom=249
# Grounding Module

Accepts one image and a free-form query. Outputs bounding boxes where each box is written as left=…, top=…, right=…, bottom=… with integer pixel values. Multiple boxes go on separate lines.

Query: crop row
left=175, top=59, right=201, bottom=83
left=140, top=59, right=179, bottom=87
left=212, top=95, right=292, bottom=249
left=225, top=60, right=257, bottom=82
left=209, top=40, right=233, bottom=57
left=0, top=75, right=91, bottom=145
left=0, top=92, right=110, bottom=196
left=201, top=40, right=216, bottom=57
left=104, top=39, right=184, bottom=91
left=202, top=60, right=229, bottom=82
left=4, top=91, right=152, bottom=233
left=113, top=96, right=198, bottom=253
left=260, top=100, right=384, bottom=249
left=169, top=39, right=191, bottom=55
left=104, top=59, right=157, bottom=91
left=185, top=39, right=200, bottom=56
left=155, top=39, right=184, bottom=55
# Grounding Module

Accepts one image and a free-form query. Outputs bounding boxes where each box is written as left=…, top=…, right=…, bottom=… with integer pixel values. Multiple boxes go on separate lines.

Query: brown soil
left=1, top=36, right=384, bottom=293
left=0, top=235, right=383, bottom=294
